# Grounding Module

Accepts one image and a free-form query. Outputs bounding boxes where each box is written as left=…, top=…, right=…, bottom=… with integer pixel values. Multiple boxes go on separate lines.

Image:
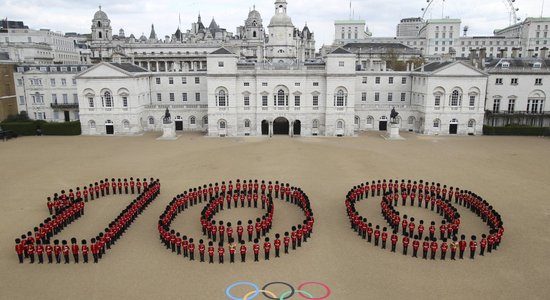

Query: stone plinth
left=157, top=122, right=178, bottom=140
left=382, top=123, right=405, bottom=140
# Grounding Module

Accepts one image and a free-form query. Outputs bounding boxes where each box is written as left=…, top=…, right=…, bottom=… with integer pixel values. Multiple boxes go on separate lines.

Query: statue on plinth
left=390, top=107, right=399, bottom=124
left=162, top=108, right=172, bottom=124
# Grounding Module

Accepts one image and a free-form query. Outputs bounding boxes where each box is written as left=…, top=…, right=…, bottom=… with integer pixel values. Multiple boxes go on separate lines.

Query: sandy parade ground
left=0, top=131, right=549, bottom=300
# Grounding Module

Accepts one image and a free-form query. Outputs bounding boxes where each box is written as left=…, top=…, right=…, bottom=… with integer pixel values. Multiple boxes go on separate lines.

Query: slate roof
left=343, top=42, right=413, bottom=50
left=110, top=63, right=148, bottom=73
left=416, top=61, right=454, bottom=72
left=330, top=47, right=352, bottom=54
left=210, top=47, right=234, bottom=55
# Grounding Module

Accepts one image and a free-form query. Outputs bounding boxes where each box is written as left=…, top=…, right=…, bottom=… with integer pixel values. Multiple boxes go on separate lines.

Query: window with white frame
left=388, top=77, right=394, bottom=84
left=375, top=92, right=380, bottom=102
left=148, top=117, right=155, bottom=125
left=19, top=96, right=25, bottom=105
left=511, top=78, right=518, bottom=85
left=34, top=112, right=46, bottom=120
left=468, top=119, right=475, bottom=128
left=388, top=93, right=393, bottom=102
left=182, top=77, right=187, bottom=84
left=89, top=120, right=96, bottom=129
left=493, top=98, right=501, bottom=113
left=169, top=77, right=174, bottom=84
left=312, top=95, right=319, bottom=106
left=122, top=96, right=128, bottom=107
left=104, top=91, right=113, bottom=107
left=156, top=93, right=162, bottom=102
left=312, top=119, right=319, bottom=129
left=217, top=90, right=227, bottom=106
left=262, top=95, right=268, bottom=106
left=195, top=77, right=200, bottom=84
left=495, top=78, right=503, bottom=85
left=170, top=93, right=175, bottom=101
left=61, top=79, right=67, bottom=86
left=313, top=82, right=319, bottom=86
left=276, top=89, right=287, bottom=106
left=62, top=94, right=68, bottom=104
left=156, top=78, right=161, bottom=84
left=375, top=77, right=380, bottom=84
left=123, top=120, right=130, bottom=129
left=435, top=95, right=441, bottom=106
left=244, top=95, right=250, bottom=106
left=362, top=92, right=367, bottom=101
left=401, top=93, right=406, bottom=101
left=50, top=79, right=56, bottom=86
left=338, top=61, right=345, bottom=67
left=450, top=90, right=460, bottom=106
left=182, top=93, right=187, bottom=101
left=73, top=94, right=78, bottom=103
left=244, top=82, right=250, bottom=87
left=294, top=95, right=301, bottom=106
left=190, top=116, right=196, bottom=125
left=195, top=93, right=201, bottom=101
left=88, top=97, right=94, bottom=107
left=52, top=94, right=58, bottom=104
left=337, top=120, right=344, bottom=129
left=508, top=99, right=515, bottom=113
left=469, top=95, right=476, bottom=107
left=244, top=119, right=250, bottom=128
left=535, top=78, right=543, bottom=85
left=433, top=119, right=440, bottom=128
left=402, top=77, right=407, bottom=84
left=362, top=77, right=367, bottom=84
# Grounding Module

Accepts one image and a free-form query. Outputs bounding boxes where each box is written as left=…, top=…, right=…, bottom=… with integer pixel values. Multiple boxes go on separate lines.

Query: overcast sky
left=2, top=0, right=549, bottom=47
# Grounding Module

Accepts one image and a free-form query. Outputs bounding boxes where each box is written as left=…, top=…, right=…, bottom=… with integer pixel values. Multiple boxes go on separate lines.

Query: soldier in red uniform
left=81, top=240, right=89, bottom=263
left=283, top=232, right=290, bottom=254
left=247, top=220, right=254, bottom=242
left=381, top=227, right=388, bottom=249
left=401, top=215, right=408, bottom=236
left=367, top=223, right=373, bottom=243
left=199, top=240, right=206, bottom=262
left=430, top=239, right=438, bottom=260
left=62, top=240, right=70, bottom=264
left=480, top=234, right=487, bottom=256
left=253, top=239, right=260, bottom=262
left=208, top=241, right=215, bottom=264
left=26, top=240, right=35, bottom=264
left=240, top=241, right=247, bottom=262
left=439, top=221, right=447, bottom=240
left=390, top=230, right=398, bottom=252
left=429, top=221, right=436, bottom=240
left=237, top=221, right=244, bottom=243
left=422, top=238, right=430, bottom=260
left=440, top=238, right=448, bottom=260
left=15, top=238, right=24, bottom=263
left=188, top=238, right=195, bottom=261
left=412, top=236, right=420, bottom=258
left=274, top=234, right=281, bottom=257
left=291, top=227, right=298, bottom=250
left=71, top=238, right=79, bottom=263
left=45, top=241, right=53, bottom=264
left=218, top=242, right=225, bottom=264
left=91, top=238, right=99, bottom=263
left=263, top=237, right=272, bottom=260
left=450, top=237, right=458, bottom=260
left=402, top=233, right=410, bottom=255
left=459, top=235, right=467, bottom=259
left=469, top=235, right=477, bottom=259
left=228, top=239, right=236, bottom=263
left=418, top=220, right=425, bottom=240
left=374, top=225, right=381, bottom=246
left=219, top=221, right=226, bottom=244
left=54, top=239, right=62, bottom=264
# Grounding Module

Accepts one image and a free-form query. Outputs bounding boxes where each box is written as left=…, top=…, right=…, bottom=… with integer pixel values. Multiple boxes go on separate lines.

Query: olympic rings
left=226, top=282, right=259, bottom=300
left=296, top=282, right=331, bottom=300
left=226, top=282, right=330, bottom=299
left=262, top=282, right=294, bottom=299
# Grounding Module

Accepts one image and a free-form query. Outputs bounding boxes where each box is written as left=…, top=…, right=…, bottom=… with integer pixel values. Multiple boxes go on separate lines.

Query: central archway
left=273, top=117, right=289, bottom=135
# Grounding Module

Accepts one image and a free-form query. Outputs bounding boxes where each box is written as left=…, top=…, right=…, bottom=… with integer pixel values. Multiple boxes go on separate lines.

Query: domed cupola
left=91, top=5, right=112, bottom=41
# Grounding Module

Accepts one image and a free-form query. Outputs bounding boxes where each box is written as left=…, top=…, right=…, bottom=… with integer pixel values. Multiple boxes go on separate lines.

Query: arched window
left=277, top=89, right=286, bottom=106
left=217, top=90, right=227, bottom=106
left=408, top=116, right=415, bottom=125
left=148, top=117, right=155, bottom=125
left=89, top=120, right=96, bottom=129
left=366, top=116, right=374, bottom=125
left=451, top=118, right=459, bottom=124
left=190, top=116, right=196, bottom=125
left=335, top=90, right=347, bottom=106
left=122, top=120, right=130, bottom=129
left=468, top=119, right=476, bottom=128
left=337, top=120, right=344, bottom=129
left=98, top=32, right=102, bottom=39
left=354, top=116, right=360, bottom=125
left=103, top=91, right=113, bottom=107
left=203, top=116, right=208, bottom=125
left=97, top=21, right=101, bottom=28
left=450, top=90, right=460, bottom=106
left=433, top=119, right=440, bottom=128
left=219, top=120, right=226, bottom=129
left=252, top=21, right=257, bottom=27
left=312, top=119, right=319, bottom=129
left=253, top=31, right=257, bottom=38
left=244, top=119, right=250, bottom=128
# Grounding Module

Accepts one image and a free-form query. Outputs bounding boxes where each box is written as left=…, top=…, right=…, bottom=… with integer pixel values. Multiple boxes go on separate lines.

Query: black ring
left=261, top=282, right=294, bottom=300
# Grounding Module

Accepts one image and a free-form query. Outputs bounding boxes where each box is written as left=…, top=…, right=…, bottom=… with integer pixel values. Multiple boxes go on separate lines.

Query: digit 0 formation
left=14, top=177, right=161, bottom=264
left=345, top=179, right=504, bottom=260
left=158, top=180, right=315, bottom=263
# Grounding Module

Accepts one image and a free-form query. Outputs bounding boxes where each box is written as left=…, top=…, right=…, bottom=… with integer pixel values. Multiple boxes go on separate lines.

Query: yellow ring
left=243, top=289, right=277, bottom=300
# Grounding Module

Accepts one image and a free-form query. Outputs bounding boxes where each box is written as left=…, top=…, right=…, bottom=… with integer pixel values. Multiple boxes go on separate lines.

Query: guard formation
left=158, top=179, right=315, bottom=264
left=15, top=177, right=161, bottom=264
left=345, top=179, right=504, bottom=260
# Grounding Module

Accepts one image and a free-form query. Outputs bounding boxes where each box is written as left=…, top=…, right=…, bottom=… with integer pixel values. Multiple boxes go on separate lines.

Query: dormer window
left=502, top=62, right=510, bottom=69
left=533, top=62, right=542, bottom=69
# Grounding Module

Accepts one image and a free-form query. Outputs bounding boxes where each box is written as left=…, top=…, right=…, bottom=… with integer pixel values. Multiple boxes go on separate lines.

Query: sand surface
left=0, top=132, right=549, bottom=300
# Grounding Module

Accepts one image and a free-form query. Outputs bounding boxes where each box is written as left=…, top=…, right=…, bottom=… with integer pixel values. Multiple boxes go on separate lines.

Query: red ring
left=296, top=282, right=331, bottom=300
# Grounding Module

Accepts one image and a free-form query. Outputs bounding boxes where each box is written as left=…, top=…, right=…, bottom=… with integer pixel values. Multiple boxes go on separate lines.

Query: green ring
left=279, top=290, right=314, bottom=300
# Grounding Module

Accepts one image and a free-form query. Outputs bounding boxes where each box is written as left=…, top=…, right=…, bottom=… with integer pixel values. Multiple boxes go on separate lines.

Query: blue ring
left=226, top=282, right=260, bottom=300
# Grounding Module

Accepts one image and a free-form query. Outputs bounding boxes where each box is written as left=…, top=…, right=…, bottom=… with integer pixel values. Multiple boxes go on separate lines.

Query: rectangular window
left=375, top=77, right=380, bottom=84
left=157, top=93, right=162, bottom=101
left=73, top=94, right=78, bottom=103
left=388, top=77, right=394, bottom=84
left=388, top=93, right=393, bottom=102
left=362, top=92, right=367, bottom=101
left=122, top=97, right=128, bottom=107
left=313, top=82, right=319, bottom=86
left=195, top=77, right=200, bottom=84
left=262, top=82, right=268, bottom=87
left=156, top=78, right=161, bottom=84
left=61, top=79, right=67, bottom=86
left=170, top=93, right=175, bottom=101
left=182, top=77, right=187, bottom=84
left=312, top=95, right=319, bottom=106
left=182, top=93, right=187, bottom=101
left=88, top=97, right=94, bottom=107
left=34, top=112, right=46, bottom=120
left=19, top=96, right=25, bottom=105
left=72, top=79, right=77, bottom=85
left=493, top=99, right=501, bottom=113
left=508, top=99, right=515, bottom=113
left=195, top=93, right=200, bottom=101
left=17, top=79, right=23, bottom=86
left=295, top=82, right=300, bottom=87
left=62, top=94, right=68, bottom=104
left=244, top=96, right=250, bottom=106
left=53, top=111, right=59, bottom=120
left=218, top=61, right=224, bottom=67
left=374, top=92, right=380, bottom=102
left=511, top=78, right=518, bottom=85
left=294, top=95, right=300, bottom=106
left=495, top=78, right=503, bottom=85
left=402, top=77, right=407, bottom=84
left=362, top=77, right=367, bottom=84
left=52, top=94, right=58, bottom=104
left=50, top=79, right=56, bottom=86
left=169, top=77, right=174, bottom=84
left=401, top=93, right=406, bottom=102
left=469, top=95, right=476, bottom=107
left=339, top=61, right=345, bottom=67
left=435, top=95, right=441, bottom=106
left=244, top=82, right=250, bottom=87
left=262, top=95, right=268, bottom=106
left=535, top=78, right=543, bottom=85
